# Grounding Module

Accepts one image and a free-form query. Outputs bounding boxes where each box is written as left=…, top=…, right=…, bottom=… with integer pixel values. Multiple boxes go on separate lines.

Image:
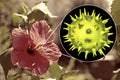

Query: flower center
left=27, top=47, right=34, bottom=55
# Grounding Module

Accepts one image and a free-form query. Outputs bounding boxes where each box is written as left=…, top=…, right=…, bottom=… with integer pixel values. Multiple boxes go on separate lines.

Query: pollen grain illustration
left=63, top=9, right=113, bottom=60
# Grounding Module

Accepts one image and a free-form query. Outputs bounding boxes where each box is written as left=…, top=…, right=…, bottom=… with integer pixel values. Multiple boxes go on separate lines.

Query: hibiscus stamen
left=36, top=45, right=44, bottom=52
left=45, top=21, right=62, bottom=44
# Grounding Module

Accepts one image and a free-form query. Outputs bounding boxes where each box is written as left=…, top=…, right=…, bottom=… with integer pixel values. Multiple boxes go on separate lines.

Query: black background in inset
left=60, top=5, right=116, bottom=61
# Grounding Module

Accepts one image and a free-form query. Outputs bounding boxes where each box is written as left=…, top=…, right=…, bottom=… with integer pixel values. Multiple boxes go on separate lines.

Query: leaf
left=111, top=0, right=120, bottom=26
left=27, top=2, right=57, bottom=24
left=75, top=73, right=95, bottom=80
left=0, top=26, right=10, bottom=54
left=66, top=59, right=75, bottom=72
left=32, top=2, right=57, bottom=18
left=31, top=75, right=40, bottom=80
left=0, top=49, right=14, bottom=80
left=114, top=72, right=120, bottom=80
left=7, top=74, right=21, bottom=80
left=12, top=13, right=28, bottom=25
left=112, top=68, right=120, bottom=80
left=27, top=10, right=45, bottom=24
left=59, top=70, right=78, bottom=80
left=21, top=3, right=30, bottom=14
left=49, top=62, right=64, bottom=80
left=0, top=26, right=12, bottom=79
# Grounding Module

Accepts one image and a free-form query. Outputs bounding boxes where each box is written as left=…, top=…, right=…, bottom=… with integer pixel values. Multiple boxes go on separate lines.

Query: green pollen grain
left=64, top=9, right=113, bottom=59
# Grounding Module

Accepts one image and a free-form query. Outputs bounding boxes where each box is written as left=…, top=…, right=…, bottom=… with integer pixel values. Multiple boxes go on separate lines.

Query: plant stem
left=66, top=59, right=75, bottom=72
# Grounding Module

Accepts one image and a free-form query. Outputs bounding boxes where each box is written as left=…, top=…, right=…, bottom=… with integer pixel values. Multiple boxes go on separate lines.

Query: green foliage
left=0, top=2, right=13, bottom=79
left=12, top=13, right=28, bottom=26
left=27, top=9, right=45, bottom=24
left=27, top=2, right=57, bottom=24
left=21, top=3, right=30, bottom=14
left=31, top=75, right=40, bottom=80
left=111, top=0, right=120, bottom=26
left=59, top=70, right=78, bottom=80
left=0, top=0, right=21, bottom=26
left=49, top=62, right=64, bottom=80
left=66, top=59, right=75, bottom=72
left=75, top=73, right=95, bottom=80
left=48, top=59, right=77, bottom=80
left=0, top=17, right=11, bottom=80
left=0, top=50, right=14, bottom=80
left=7, top=68, right=41, bottom=80
left=8, top=74, right=21, bottom=80
left=12, top=2, right=57, bottom=26
left=48, top=59, right=78, bottom=80
left=0, top=26, right=10, bottom=54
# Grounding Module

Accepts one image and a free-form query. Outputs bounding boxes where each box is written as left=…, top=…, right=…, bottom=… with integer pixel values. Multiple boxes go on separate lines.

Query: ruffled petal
left=11, top=50, right=50, bottom=75
left=29, top=20, right=54, bottom=46
left=42, top=42, right=61, bottom=62
left=12, top=28, right=29, bottom=51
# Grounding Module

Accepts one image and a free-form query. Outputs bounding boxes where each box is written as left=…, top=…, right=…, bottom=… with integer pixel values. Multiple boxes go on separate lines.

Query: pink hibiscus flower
left=11, top=20, right=61, bottom=75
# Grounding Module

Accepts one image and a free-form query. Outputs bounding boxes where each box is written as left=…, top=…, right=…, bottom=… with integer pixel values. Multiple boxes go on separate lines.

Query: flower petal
left=29, top=20, right=54, bottom=46
left=42, top=42, right=61, bottom=62
left=12, top=28, right=28, bottom=51
left=11, top=50, right=50, bottom=75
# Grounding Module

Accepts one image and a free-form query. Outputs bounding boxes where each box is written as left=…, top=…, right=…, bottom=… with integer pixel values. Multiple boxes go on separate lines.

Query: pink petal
left=42, top=42, right=61, bottom=62
left=29, top=20, right=54, bottom=46
left=11, top=50, right=50, bottom=75
left=12, top=28, right=29, bottom=51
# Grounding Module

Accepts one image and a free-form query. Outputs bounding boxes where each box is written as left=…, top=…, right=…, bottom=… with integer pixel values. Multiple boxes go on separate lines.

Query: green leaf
left=12, top=13, right=28, bottom=25
left=27, top=9, right=45, bottom=24
left=7, top=74, right=21, bottom=80
left=31, top=75, right=40, bottom=80
left=75, top=73, right=95, bottom=80
left=32, top=2, right=57, bottom=18
left=49, top=62, right=64, bottom=80
left=0, top=26, right=10, bottom=54
left=59, top=70, right=78, bottom=80
left=21, top=3, right=30, bottom=14
left=66, top=59, right=75, bottom=72
left=27, top=2, right=57, bottom=24
left=0, top=49, right=14, bottom=80
left=111, top=0, right=120, bottom=26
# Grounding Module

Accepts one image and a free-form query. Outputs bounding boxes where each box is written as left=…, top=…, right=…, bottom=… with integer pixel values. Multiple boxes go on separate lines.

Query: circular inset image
left=60, top=5, right=116, bottom=61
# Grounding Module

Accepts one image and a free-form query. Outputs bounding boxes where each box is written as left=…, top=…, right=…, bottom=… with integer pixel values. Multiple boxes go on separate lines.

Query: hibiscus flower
left=11, top=20, right=61, bottom=75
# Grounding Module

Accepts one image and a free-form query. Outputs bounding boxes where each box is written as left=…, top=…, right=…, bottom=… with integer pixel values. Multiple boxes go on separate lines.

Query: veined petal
left=12, top=28, right=29, bottom=50
left=29, top=20, right=54, bottom=46
left=42, top=42, right=61, bottom=62
left=11, top=50, right=50, bottom=75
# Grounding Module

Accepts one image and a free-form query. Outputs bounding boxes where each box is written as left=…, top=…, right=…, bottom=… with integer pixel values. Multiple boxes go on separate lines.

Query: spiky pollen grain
left=64, top=9, right=113, bottom=59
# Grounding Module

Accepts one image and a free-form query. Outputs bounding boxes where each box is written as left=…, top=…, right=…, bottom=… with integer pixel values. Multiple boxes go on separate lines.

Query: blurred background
left=0, top=0, right=120, bottom=80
